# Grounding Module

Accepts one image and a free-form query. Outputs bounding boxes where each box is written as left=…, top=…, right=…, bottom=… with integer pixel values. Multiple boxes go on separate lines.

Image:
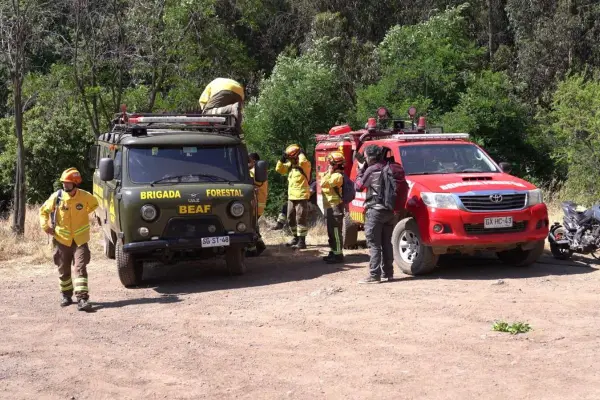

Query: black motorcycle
left=548, top=201, right=600, bottom=260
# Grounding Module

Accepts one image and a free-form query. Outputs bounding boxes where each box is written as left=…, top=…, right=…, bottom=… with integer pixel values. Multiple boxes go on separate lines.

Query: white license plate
left=201, top=236, right=230, bottom=248
left=484, top=216, right=513, bottom=229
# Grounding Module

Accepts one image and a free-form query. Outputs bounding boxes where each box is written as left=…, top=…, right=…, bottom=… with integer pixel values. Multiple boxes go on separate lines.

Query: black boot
left=272, top=221, right=285, bottom=231
left=292, top=236, right=307, bottom=250
left=60, top=294, right=73, bottom=307
left=256, top=239, right=267, bottom=256
left=322, top=251, right=334, bottom=261
left=325, top=254, right=344, bottom=264
left=77, top=298, right=92, bottom=311
left=286, top=236, right=299, bottom=247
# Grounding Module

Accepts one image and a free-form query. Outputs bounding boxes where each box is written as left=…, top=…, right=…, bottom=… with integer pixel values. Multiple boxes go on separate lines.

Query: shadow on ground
left=137, top=244, right=364, bottom=295
left=91, top=295, right=182, bottom=311
left=420, top=250, right=599, bottom=281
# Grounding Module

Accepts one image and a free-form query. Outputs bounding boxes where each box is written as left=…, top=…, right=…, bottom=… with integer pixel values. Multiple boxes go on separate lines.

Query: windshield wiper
left=150, top=173, right=229, bottom=186
left=457, top=169, right=485, bottom=173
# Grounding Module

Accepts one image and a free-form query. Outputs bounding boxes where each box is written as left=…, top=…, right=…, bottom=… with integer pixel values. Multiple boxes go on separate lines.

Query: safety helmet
left=60, top=168, right=83, bottom=185
left=327, top=151, right=345, bottom=166
left=285, top=144, right=301, bottom=158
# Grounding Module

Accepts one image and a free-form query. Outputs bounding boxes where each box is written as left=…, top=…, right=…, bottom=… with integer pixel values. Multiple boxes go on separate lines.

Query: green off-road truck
left=89, top=108, right=267, bottom=287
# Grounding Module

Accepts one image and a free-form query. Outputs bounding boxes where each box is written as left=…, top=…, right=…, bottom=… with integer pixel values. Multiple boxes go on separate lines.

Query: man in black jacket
left=354, top=145, right=404, bottom=283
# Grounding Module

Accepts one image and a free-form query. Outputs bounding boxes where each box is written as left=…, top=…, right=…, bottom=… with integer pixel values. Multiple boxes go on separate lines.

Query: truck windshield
left=399, top=144, right=499, bottom=175
left=128, top=146, right=244, bottom=184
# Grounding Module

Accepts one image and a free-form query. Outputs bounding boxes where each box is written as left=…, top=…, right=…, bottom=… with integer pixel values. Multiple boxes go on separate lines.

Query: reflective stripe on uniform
left=73, top=225, right=90, bottom=235
left=60, top=278, right=73, bottom=292
left=74, top=278, right=89, bottom=292
left=277, top=214, right=287, bottom=224
left=333, top=227, right=342, bottom=255
left=297, top=226, right=308, bottom=237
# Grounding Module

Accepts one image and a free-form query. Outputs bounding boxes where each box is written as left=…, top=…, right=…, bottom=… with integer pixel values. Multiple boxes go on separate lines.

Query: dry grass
left=0, top=205, right=102, bottom=263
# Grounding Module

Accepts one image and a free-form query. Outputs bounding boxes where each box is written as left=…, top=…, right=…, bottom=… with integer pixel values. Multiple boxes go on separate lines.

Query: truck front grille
left=464, top=221, right=527, bottom=235
left=162, top=217, right=224, bottom=239
left=459, top=193, right=526, bottom=211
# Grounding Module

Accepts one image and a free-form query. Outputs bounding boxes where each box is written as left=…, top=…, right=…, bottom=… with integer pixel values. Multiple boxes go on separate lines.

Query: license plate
left=201, top=236, right=230, bottom=248
left=484, top=216, right=513, bottom=229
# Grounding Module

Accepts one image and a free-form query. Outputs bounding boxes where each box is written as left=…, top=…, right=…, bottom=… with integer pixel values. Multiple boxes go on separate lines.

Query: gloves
left=280, top=151, right=287, bottom=163
left=358, top=161, right=366, bottom=170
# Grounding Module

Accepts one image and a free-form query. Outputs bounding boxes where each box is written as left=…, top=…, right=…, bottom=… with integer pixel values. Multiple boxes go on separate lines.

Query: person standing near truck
left=355, top=145, right=408, bottom=283
left=320, top=151, right=345, bottom=264
left=39, top=168, right=99, bottom=310
left=247, top=152, right=268, bottom=256
left=276, top=144, right=311, bottom=249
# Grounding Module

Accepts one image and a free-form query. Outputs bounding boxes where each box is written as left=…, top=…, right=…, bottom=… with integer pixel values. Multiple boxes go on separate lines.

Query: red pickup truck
left=315, top=108, right=549, bottom=275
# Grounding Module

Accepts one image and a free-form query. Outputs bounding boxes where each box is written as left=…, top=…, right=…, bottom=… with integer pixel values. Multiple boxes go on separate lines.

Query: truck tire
left=103, top=232, right=116, bottom=260
left=226, top=246, right=247, bottom=275
left=343, top=213, right=358, bottom=249
left=116, top=240, right=143, bottom=287
left=496, top=239, right=545, bottom=266
left=392, top=217, right=438, bottom=275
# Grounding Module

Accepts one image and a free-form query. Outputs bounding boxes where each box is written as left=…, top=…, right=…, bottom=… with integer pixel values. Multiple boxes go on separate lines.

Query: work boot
left=325, top=254, right=344, bottom=264
left=292, top=237, right=307, bottom=250
left=245, top=246, right=258, bottom=257
left=256, top=240, right=267, bottom=256
left=358, top=276, right=381, bottom=284
left=272, top=221, right=285, bottom=231
left=286, top=236, right=299, bottom=247
left=60, top=295, right=73, bottom=307
left=77, top=298, right=92, bottom=312
left=322, top=251, right=334, bottom=261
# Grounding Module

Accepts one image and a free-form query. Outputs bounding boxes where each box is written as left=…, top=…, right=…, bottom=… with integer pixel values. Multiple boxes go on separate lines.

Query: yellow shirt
left=320, top=170, right=343, bottom=208
left=199, top=78, right=245, bottom=110
left=275, top=153, right=311, bottom=200
left=250, top=167, right=268, bottom=216
left=40, top=189, right=99, bottom=247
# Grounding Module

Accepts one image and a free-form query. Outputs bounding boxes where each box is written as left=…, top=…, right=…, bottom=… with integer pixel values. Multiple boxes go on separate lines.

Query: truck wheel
left=392, top=217, right=438, bottom=275
left=103, top=232, right=116, bottom=260
left=116, top=240, right=143, bottom=287
left=496, top=239, right=545, bottom=266
left=343, top=213, right=358, bottom=249
left=226, top=246, right=247, bottom=275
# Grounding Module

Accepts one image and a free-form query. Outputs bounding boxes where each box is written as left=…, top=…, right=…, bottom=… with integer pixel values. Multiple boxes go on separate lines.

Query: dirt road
left=2, top=242, right=600, bottom=400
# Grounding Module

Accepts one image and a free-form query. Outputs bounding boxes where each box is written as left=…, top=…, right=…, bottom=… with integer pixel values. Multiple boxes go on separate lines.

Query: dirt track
left=2, top=240, right=600, bottom=400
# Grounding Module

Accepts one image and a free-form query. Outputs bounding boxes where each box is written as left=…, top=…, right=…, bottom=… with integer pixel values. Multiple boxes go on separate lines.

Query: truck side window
left=114, top=150, right=122, bottom=180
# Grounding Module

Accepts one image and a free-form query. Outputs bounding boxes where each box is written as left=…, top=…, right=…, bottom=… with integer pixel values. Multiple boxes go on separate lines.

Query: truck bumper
left=421, top=203, right=549, bottom=253
left=123, top=233, right=256, bottom=254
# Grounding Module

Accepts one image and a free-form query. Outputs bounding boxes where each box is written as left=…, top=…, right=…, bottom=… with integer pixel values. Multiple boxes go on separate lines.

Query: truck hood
left=406, top=173, right=537, bottom=193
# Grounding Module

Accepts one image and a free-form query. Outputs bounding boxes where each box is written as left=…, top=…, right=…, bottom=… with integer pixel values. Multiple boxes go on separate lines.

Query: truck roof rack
left=103, top=106, right=243, bottom=144
left=391, top=133, right=469, bottom=141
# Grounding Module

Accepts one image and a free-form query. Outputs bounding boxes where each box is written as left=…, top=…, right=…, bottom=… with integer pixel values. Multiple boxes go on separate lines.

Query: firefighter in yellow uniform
left=321, top=152, right=345, bottom=264
left=199, top=77, right=245, bottom=112
left=40, top=168, right=99, bottom=311
left=247, top=152, right=268, bottom=256
left=276, top=144, right=311, bottom=249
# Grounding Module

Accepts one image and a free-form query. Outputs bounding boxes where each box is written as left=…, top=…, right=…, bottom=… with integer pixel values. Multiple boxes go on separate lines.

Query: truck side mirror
left=99, top=158, right=115, bottom=181
left=499, top=162, right=512, bottom=174
left=254, top=160, right=268, bottom=183
left=88, top=145, right=99, bottom=169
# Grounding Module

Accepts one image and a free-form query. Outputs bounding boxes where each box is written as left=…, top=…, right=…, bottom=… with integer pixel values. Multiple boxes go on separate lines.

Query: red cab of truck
left=314, top=107, right=549, bottom=275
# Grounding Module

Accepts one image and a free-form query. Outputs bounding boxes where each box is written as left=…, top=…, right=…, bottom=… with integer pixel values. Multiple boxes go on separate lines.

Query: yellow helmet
left=60, top=168, right=82, bottom=185
left=327, top=151, right=345, bottom=166
left=285, top=144, right=301, bottom=158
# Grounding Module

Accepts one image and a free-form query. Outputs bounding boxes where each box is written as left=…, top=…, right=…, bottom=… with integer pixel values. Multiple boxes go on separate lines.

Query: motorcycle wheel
left=549, top=242, right=573, bottom=260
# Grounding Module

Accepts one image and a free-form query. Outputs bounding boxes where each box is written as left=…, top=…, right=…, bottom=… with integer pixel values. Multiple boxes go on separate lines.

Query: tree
left=0, top=0, right=54, bottom=234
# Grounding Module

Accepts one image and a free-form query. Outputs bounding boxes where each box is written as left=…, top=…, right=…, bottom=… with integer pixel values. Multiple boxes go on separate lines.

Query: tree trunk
left=487, top=0, right=494, bottom=60
left=11, top=75, right=26, bottom=236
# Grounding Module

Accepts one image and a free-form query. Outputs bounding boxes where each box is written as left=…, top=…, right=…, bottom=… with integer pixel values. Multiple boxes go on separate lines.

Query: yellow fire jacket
left=199, top=78, right=245, bottom=110
left=250, top=167, right=268, bottom=216
left=276, top=153, right=311, bottom=201
left=320, top=170, right=343, bottom=208
left=40, top=189, right=99, bottom=247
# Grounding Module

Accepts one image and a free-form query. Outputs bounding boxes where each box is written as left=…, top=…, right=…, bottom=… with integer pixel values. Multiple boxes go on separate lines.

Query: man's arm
left=39, top=193, right=56, bottom=233
left=198, top=82, right=212, bottom=110
left=355, top=165, right=374, bottom=191
left=275, top=159, right=290, bottom=175
left=87, top=192, right=99, bottom=214
left=299, top=153, right=311, bottom=178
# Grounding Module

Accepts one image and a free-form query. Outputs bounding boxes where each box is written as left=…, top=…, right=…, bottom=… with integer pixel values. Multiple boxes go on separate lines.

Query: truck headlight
left=421, top=192, right=458, bottom=210
left=230, top=201, right=245, bottom=217
left=526, top=189, right=543, bottom=207
left=140, top=204, right=158, bottom=222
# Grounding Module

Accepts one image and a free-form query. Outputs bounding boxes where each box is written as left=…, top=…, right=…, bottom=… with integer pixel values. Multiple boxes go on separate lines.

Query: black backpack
left=377, top=163, right=397, bottom=211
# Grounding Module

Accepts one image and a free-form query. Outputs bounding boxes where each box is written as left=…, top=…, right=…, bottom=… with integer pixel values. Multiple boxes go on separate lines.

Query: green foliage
left=442, top=70, right=553, bottom=183
left=548, top=71, right=600, bottom=201
left=493, top=320, right=532, bottom=335
left=355, top=4, right=485, bottom=124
